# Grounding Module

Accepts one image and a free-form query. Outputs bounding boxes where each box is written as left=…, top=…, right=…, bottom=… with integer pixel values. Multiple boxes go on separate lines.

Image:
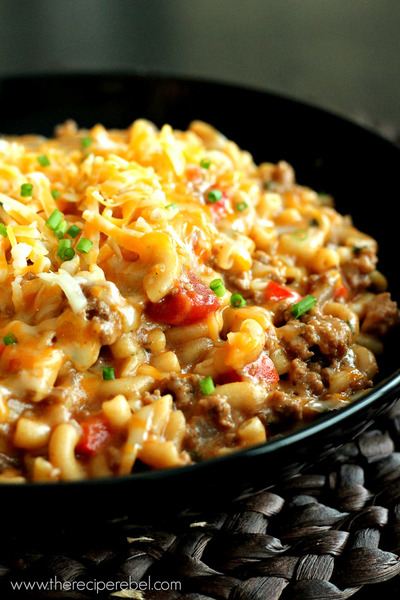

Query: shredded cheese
left=38, top=269, right=87, bottom=313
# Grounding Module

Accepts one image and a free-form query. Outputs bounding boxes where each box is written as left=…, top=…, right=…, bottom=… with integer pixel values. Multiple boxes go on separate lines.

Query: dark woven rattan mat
left=2, top=402, right=400, bottom=600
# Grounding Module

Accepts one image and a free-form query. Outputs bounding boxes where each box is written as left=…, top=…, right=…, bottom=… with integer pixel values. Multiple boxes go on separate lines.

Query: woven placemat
left=1, top=402, right=400, bottom=600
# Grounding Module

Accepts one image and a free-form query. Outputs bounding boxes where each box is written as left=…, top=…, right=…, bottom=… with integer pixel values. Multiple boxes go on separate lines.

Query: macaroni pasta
left=0, top=118, right=398, bottom=482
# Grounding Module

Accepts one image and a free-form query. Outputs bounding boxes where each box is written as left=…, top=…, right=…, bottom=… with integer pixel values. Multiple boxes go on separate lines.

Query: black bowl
left=0, top=72, right=399, bottom=530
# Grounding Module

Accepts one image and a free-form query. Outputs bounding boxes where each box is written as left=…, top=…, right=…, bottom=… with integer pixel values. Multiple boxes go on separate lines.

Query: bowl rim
left=1, top=68, right=399, bottom=147
left=0, top=70, right=399, bottom=490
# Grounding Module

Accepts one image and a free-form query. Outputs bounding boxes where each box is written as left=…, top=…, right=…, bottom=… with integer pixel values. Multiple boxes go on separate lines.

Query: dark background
left=1, top=0, right=400, bottom=139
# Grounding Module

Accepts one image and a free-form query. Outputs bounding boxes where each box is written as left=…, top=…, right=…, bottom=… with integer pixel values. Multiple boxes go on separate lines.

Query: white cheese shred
left=38, top=269, right=87, bottom=313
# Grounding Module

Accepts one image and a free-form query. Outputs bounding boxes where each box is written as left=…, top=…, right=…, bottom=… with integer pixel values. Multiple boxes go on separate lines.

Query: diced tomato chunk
left=186, top=165, right=203, bottom=184
left=0, top=344, right=5, bottom=357
left=218, top=370, right=242, bottom=385
left=241, top=353, right=280, bottom=384
left=334, top=283, right=347, bottom=300
left=76, top=416, right=111, bottom=455
left=207, top=189, right=230, bottom=222
left=219, top=353, right=280, bottom=386
left=146, top=271, right=221, bottom=326
left=264, top=280, right=302, bottom=304
left=8, top=358, right=21, bottom=373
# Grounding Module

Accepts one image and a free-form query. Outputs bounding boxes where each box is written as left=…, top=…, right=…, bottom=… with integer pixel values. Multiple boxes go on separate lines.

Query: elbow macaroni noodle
left=0, top=118, right=398, bottom=482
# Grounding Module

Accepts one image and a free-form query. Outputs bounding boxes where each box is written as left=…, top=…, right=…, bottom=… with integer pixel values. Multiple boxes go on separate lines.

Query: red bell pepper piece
left=334, top=282, right=347, bottom=300
left=241, top=352, right=279, bottom=384
left=210, top=196, right=229, bottom=222
left=219, top=353, right=279, bottom=386
left=205, top=188, right=230, bottom=222
left=146, top=271, right=221, bottom=326
left=264, top=280, right=302, bottom=304
left=76, top=415, right=111, bottom=455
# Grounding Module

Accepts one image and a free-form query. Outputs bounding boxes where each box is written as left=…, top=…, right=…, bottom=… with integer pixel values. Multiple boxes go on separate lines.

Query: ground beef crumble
left=301, top=309, right=352, bottom=359
left=288, top=358, right=325, bottom=396
left=361, top=292, right=400, bottom=337
left=341, top=246, right=378, bottom=292
left=198, top=396, right=234, bottom=430
left=279, top=307, right=352, bottom=361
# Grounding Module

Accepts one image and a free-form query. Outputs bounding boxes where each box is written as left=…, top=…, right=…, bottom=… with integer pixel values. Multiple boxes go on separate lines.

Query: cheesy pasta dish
left=0, top=119, right=398, bottom=482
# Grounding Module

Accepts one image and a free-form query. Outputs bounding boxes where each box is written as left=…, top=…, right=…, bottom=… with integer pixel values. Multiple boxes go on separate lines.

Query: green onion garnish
left=45, top=209, right=63, bottom=231
left=3, top=332, right=18, bottom=346
left=67, top=224, right=82, bottom=239
left=200, top=375, right=215, bottom=395
left=200, top=158, right=211, bottom=169
left=290, top=295, right=317, bottom=319
left=165, top=203, right=178, bottom=210
left=206, top=189, right=223, bottom=203
left=210, top=279, right=226, bottom=298
left=292, top=229, right=308, bottom=241
left=210, top=278, right=226, bottom=298
left=57, top=238, right=73, bottom=261
left=37, top=154, right=50, bottom=167
left=102, top=366, right=115, bottom=381
left=54, top=220, right=68, bottom=239
left=51, top=189, right=60, bottom=199
left=76, top=237, right=93, bottom=253
left=230, top=293, right=246, bottom=308
left=0, top=223, right=7, bottom=238
left=235, top=201, right=248, bottom=212
left=20, top=183, right=33, bottom=197
left=62, top=247, right=75, bottom=261
left=81, top=136, right=92, bottom=149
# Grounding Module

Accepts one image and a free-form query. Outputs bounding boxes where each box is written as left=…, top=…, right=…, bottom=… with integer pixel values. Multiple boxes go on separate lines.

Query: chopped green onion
left=200, top=375, right=215, bottom=395
left=210, top=278, right=226, bottom=298
left=81, top=136, right=92, bottom=149
left=200, top=158, right=211, bottom=169
left=3, top=332, right=18, bottom=345
left=0, top=223, right=7, bottom=238
left=57, top=238, right=75, bottom=261
left=292, top=229, right=308, bottom=241
left=37, top=154, right=50, bottom=167
left=57, top=238, right=73, bottom=261
left=45, top=209, right=63, bottom=231
left=67, top=224, right=82, bottom=239
left=102, top=366, right=115, bottom=381
left=76, top=237, right=93, bottom=253
left=206, top=189, right=223, bottom=203
left=290, top=295, right=317, bottom=319
left=230, top=293, right=246, bottom=308
left=165, top=203, right=178, bottom=210
left=54, top=220, right=68, bottom=239
left=235, top=201, right=248, bottom=212
left=20, top=183, right=33, bottom=197
left=51, top=189, right=60, bottom=199
left=62, top=247, right=75, bottom=261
